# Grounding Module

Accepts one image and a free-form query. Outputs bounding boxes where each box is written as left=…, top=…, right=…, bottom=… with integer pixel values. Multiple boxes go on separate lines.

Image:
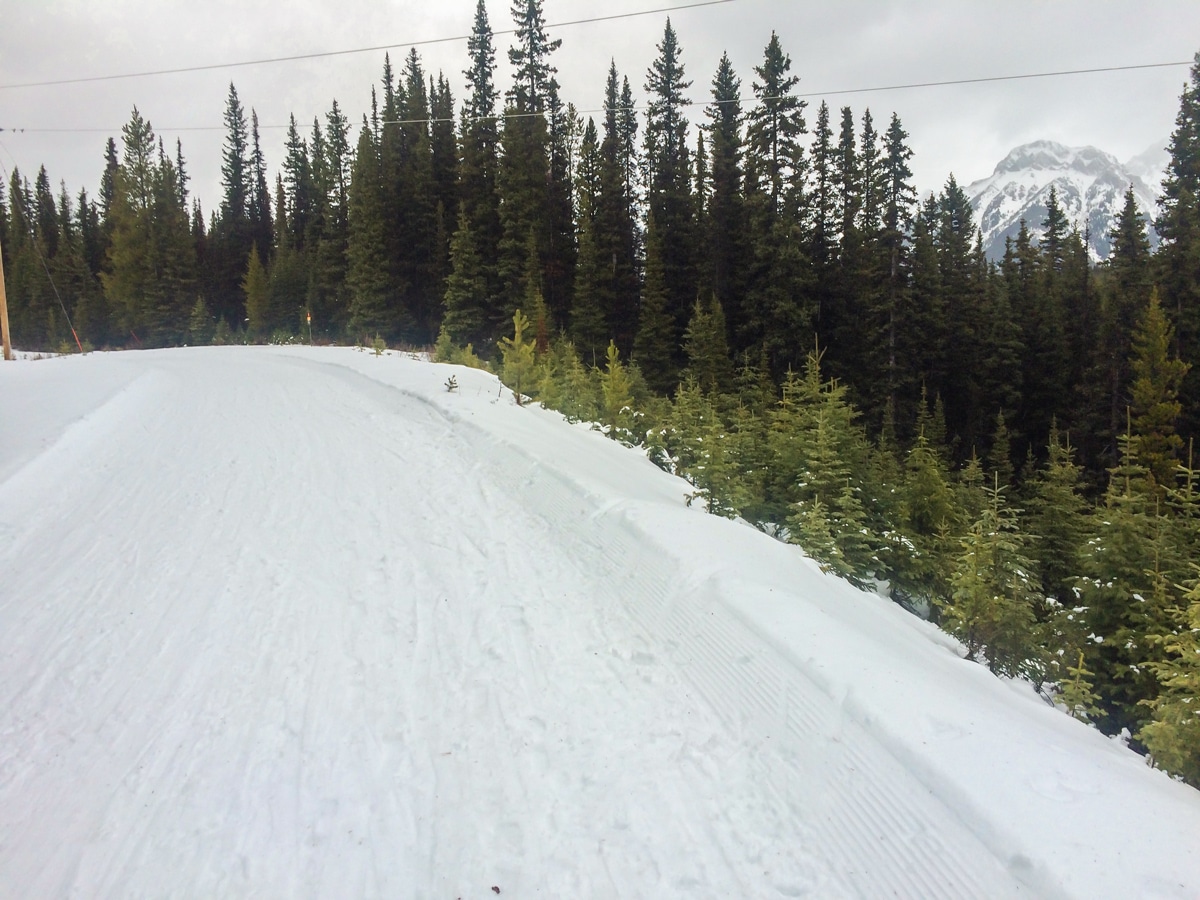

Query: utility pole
left=0, top=232, right=11, bottom=361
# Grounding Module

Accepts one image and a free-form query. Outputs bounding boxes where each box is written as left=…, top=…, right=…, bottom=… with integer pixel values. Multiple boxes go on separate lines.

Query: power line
left=0, top=0, right=737, bottom=90
left=4, top=59, right=1190, bottom=135
left=386, top=59, right=1194, bottom=125
left=794, top=60, right=1193, bottom=99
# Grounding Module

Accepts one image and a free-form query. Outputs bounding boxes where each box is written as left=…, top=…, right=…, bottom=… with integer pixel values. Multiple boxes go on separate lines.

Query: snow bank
left=1, top=346, right=1197, bottom=898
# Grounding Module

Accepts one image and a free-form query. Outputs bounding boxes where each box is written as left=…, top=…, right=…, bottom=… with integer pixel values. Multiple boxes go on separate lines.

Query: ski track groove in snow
left=430, top=386, right=1027, bottom=898
left=2, top=347, right=1198, bottom=898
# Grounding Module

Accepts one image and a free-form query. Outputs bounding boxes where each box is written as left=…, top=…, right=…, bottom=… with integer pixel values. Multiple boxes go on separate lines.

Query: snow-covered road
left=1, top=347, right=1198, bottom=898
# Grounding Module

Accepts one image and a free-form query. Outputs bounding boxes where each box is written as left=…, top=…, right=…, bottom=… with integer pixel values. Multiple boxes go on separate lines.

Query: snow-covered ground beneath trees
left=1, top=346, right=1198, bottom=899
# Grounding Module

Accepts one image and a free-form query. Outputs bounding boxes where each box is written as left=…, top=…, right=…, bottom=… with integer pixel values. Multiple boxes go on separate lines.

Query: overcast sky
left=1, top=0, right=1197, bottom=218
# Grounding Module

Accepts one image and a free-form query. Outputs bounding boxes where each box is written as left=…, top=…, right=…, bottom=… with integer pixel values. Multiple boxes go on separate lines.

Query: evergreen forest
left=3, top=2, right=1200, bottom=787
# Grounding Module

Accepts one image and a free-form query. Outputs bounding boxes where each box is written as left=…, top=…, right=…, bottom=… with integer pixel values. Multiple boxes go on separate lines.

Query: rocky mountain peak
left=967, top=139, right=1164, bottom=263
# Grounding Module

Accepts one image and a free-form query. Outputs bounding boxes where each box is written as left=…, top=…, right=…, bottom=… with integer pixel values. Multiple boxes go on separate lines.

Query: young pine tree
left=1078, top=427, right=1180, bottom=737
left=683, top=295, right=735, bottom=394
left=1129, top=288, right=1191, bottom=491
left=599, top=340, right=636, bottom=442
left=442, top=205, right=491, bottom=350
left=499, top=308, right=537, bottom=404
left=945, top=477, right=1040, bottom=678
left=1139, top=569, right=1200, bottom=786
left=242, top=247, right=270, bottom=340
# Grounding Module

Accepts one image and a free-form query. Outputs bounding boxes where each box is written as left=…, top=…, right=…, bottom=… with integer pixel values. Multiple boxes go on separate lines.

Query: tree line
left=2, top=2, right=1199, bottom=785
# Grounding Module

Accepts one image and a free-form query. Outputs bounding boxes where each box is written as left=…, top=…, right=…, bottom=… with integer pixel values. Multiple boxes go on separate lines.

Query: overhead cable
left=3, top=59, right=1190, bottom=135
left=0, top=0, right=737, bottom=90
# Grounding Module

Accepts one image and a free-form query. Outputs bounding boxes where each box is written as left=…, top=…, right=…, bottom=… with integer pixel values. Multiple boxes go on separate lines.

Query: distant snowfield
left=1, top=346, right=1197, bottom=899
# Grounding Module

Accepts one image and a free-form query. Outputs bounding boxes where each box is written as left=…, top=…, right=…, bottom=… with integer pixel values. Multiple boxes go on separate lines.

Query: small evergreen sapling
left=600, top=341, right=635, bottom=441
left=188, top=297, right=215, bottom=345
left=1139, top=570, right=1200, bottom=786
left=1059, top=650, right=1103, bottom=723
left=499, top=308, right=536, bottom=404
left=944, top=476, right=1038, bottom=678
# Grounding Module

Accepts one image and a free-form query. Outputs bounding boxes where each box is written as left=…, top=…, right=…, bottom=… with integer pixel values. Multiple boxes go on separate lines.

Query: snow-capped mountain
left=1125, top=140, right=1171, bottom=196
left=966, top=139, right=1164, bottom=263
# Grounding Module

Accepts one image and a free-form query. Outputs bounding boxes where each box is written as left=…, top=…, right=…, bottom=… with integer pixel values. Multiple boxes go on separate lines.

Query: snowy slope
left=966, top=139, right=1161, bottom=262
left=1, top=347, right=1198, bottom=899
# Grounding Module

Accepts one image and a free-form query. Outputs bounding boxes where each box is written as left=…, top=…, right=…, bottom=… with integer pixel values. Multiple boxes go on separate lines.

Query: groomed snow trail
left=2, top=347, right=1198, bottom=899
left=0, top=349, right=840, bottom=897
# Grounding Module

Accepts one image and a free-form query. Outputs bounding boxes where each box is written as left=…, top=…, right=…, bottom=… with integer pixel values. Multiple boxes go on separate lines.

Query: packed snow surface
left=2, top=346, right=1198, bottom=899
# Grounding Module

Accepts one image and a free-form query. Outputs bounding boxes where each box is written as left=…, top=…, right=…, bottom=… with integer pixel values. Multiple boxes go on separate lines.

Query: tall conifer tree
left=643, top=18, right=696, bottom=365
left=595, top=62, right=641, bottom=351
left=702, top=52, right=746, bottom=350
left=1156, top=52, right=1200, bottom=436
left=460, top=0, right=503, bottom=331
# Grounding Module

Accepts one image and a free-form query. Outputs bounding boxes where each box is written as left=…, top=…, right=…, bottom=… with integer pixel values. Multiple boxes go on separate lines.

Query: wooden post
left=0, top=233, right=11, bottom=361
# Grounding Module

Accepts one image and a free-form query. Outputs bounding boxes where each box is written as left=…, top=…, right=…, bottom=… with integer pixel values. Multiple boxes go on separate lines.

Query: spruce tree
left=153, top=144, right=198, bottom=342
left=282, top=114, right=314, bottom=251
left=741, top=33, right=812, bottom=373
left=460, top=0, right=503, bottom=330
left=1156, top=52, right=1200, bottom=435
left=188, top=297, right=215, bottom=345
left=1026, top=425, right=1088, bottom=606
left=834, top=106, right=860, bottom=248
left=430, top=73, right=459, bottom=269
left=101, top=108, right=196, bottom=346
left=599, top=340, right=636, bottom=441
left=1078, top=427, right=1179, bottom=737
left=643, top=19, right=696, bottom=352
left=49, top=185, right=104, bottom=349
left=248, top=110, right=272, bottom=263
left=876, top=113, right=918, bottom=415
left=1012, top=187, right=1070, bottom=451
left=347, top=120, right=397, bottom=340
left=1139, top=567, right=1200, bottom=786
left=6, top=169, right=50, bottom=348
left=442, top=205, right=491, bottom=350
left=311, top=100, right=352, bottom=337
left=1058, top=650, right=1104, bottom=723
left=892, top=427, right=958, bottom=610
left=683, top=295, right=735, bottom=394
left=496, top=0, right=560, bottom=319
left=1129, top=288, right=1191, bottom=490
left=209, top=83, right=254, bottom=327
left=768, top=347, right=878, bottom=584
left=33, top=167, right=59, bottom=259
left=571, top=202, right=608, bottom=364
left=745, top=32, right=806, bottom=219
left=242, top=247, right=269, bottom=339
left=542, top=80, right=578, bottom=329
left=1101, top=186, right=1155, bottom=466
left=596, top=62, right=641, bottom=351
left=935, top=176, right=994, bottom=451
left=945, top=477, right=1039, bottom=677
left=173, top=138, right=189, bottom=208
left=499, top=308, right=537, bottom=403
left=809, top=101, right=838, bottom=272
left=220, top=84, right=251, bottom=228
left=702, top=52, right=747, bottom=343
left=393, top=48, right=440, bottom=341
left=99, top=137, right=119, bottom=221
left=819, top=106, right=861, bottom=381
left=633, top=213, right=678, bottom=394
